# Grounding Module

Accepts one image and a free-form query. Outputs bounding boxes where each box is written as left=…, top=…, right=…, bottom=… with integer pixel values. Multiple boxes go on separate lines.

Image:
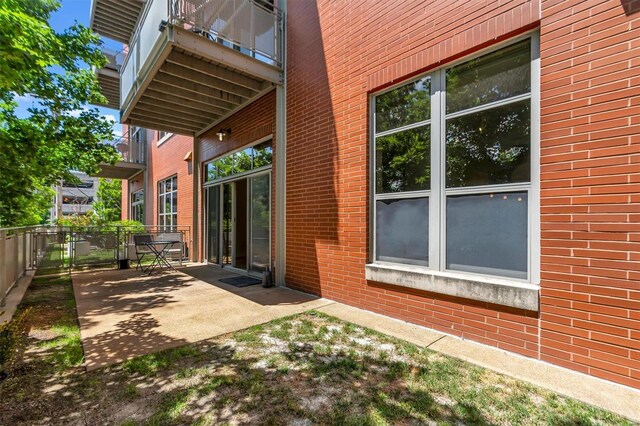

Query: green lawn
left=0, top=274, right=634, bottom=425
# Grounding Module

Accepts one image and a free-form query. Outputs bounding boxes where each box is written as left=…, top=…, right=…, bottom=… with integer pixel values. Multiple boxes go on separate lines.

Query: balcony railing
left=108, top=127, right=147, bottom=164
left=120, top=0, right=283, bottom=113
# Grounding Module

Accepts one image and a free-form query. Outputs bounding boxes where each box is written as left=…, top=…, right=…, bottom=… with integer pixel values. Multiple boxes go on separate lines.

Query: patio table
left=142, top=240, right=180, bottom=274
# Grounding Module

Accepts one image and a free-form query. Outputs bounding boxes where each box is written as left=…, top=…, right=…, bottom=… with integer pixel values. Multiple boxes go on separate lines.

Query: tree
left=92, top=178, right=122, bottom=224
left=0, top=0, right=119, bottom=226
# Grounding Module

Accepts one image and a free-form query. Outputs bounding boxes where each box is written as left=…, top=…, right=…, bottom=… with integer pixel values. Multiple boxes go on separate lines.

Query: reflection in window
left=158, top=176, right=177, bottom=230
left=376, top=77, right=431, bottom=133
left=131, top=190, right=144, bottom=223
left=376, top=125, right=431, bottom=193
left=446, top=40, right=531, bottom=113
left=205, top=140, right=273, bottom=182
left=446, top=100, right=530, bottom=188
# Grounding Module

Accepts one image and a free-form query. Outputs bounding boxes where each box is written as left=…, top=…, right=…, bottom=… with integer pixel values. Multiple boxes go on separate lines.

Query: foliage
left=0, top=307, right=31, bottom=370
left=92, top=178, right=122, bottom=224
left=101, top=220, right=145, bottom=233
left=0, top=0, right=119, bottom=227
left=55, top=213, right=94, bottom=228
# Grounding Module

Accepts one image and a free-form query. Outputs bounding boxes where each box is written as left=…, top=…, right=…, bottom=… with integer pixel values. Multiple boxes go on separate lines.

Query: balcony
left=118, top=0, right=283, bottom=135
left=90, top=0, right=147, bottom=44
left=95, top=127, right=147, bottom=179
left=94, top=48, right=124, bottom=109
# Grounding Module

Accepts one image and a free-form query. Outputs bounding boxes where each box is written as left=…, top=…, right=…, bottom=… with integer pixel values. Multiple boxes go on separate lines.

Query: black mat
left=219, top=276, right=262, bottom=287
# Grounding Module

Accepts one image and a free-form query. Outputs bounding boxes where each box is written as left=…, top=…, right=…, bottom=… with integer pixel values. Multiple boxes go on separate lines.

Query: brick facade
left=121, top=129, right=195, bottom=252
left=199, top=91, right=277, bottom=267
left=124, top=0, right=640, bottom=389
left=283, top=0, right=640, bottom=389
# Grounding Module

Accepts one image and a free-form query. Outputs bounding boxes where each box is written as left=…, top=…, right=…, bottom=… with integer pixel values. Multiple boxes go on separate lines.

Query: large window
left=158, top=176, right=177, bottom=230
left=205, top=139, right=272, bottom=183
left=131, top=190, right=144, bottom=224
left=372, top=38, right=536, bottom=280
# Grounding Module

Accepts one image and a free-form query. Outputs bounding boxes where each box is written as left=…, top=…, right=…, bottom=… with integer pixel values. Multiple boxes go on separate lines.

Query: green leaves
left=0, top=0, right=118, bottom=226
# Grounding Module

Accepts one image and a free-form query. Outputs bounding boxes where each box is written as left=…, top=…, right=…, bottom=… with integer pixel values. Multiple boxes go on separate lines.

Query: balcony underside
left=96, top=68, right=120, bottom=109
left=95, top=162, right=145, bottom=180
left=90, top=0, right=145, bottom=44
left=122, top=26, right=281, bottom=135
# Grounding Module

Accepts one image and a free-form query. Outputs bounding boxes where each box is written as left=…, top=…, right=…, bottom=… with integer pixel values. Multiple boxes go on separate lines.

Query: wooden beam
left=160, top=62, right=256, bottom=101
left=167, top=50, right=265, bottom=92
left=145, top=84, right=233, bottom=115
left=142, top=89, right=228, bottom=117
left=154, top=72, right=240, bottom=107
left=137, top=99, right=220, bottom=123
left=128, top=114, right=196, bottom=135
left=133, top=103, right=212, bottom=127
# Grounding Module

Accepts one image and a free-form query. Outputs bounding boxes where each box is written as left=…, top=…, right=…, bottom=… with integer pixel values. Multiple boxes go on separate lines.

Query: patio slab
left=72, top=265, right=332, bottom=371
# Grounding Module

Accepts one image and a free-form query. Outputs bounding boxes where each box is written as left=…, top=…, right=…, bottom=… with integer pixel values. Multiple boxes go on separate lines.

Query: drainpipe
left=275, top=0, right=287, bottom=287
left=192, top=135, right=201, bottom=262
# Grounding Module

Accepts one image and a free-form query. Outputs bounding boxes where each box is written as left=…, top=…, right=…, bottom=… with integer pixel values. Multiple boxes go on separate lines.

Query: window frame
left=131, top=189, right=145, bottom=224
left=157, top=175, right=178, bottom=230
left=370, top=32, right=540, bottom=285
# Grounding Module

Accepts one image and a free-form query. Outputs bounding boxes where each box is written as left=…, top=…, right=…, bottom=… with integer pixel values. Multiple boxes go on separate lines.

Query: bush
left=0, top=308, right=31, bottom=371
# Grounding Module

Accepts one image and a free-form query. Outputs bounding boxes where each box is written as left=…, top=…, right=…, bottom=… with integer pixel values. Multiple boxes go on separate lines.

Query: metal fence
left=0, top=225, right=191, bottom=306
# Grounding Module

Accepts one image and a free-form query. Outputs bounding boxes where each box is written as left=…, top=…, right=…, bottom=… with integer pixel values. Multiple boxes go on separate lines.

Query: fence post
left=0, top=230, right=6, bottom=307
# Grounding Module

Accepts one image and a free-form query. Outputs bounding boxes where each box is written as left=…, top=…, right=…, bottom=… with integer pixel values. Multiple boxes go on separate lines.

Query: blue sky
left=14, top=0, right=123, bottom=136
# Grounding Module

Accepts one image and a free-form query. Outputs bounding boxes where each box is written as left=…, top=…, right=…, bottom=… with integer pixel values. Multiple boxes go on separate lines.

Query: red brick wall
left=121, top=129, right=195, bottom=253
left=199, top=91, right=277, bottom=265
left=285, top=0, right=640, bottom=389
left=539, top=0, right=640, bottom=388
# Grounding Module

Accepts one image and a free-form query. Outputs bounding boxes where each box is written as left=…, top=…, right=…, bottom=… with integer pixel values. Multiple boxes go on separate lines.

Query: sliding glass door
left=205, top=172, right=271, bottom=276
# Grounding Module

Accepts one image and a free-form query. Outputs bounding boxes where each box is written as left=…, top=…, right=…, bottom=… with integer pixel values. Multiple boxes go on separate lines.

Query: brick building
left=90, top=0, right=640, bottom=389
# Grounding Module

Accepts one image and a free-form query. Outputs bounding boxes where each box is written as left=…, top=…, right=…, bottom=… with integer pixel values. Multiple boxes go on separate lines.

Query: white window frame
left=157, top=131, right=174, bottom=147
left=131, top=189, right=144, bottom=224
left=158, top=175, right=178, bottom=230
left=368, top=33, right=540, bottom=308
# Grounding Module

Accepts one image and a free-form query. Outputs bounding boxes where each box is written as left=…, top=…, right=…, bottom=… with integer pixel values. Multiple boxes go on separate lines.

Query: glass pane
left=207, top=187, right=220, bottom=263
left=253, top=140, right=273, bottom=168
left=172, top=193, right=177, bottom=213
left=446, top=192, right=528, bottom=279
left=446, top=99, right=530, bottom=188
left=222, top=183, right=233, bottom=265
left=376, top=77, right=430, bottom=133
left=376, top=125, right=430, bottom=193
left=235, top=148, right=253, bottom=174
left=376, top=197, right=428, bottom=266
left=446, top=40, right=531, bottom=113
left=250, top=174, right=270, bottom=274
left=206, top=163, right=217, bottom=181
left=217, top=157, right=233, bottom=178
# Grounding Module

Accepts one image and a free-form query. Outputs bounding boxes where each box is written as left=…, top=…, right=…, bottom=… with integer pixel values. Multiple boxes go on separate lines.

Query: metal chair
left=133, top=234, right=154, bottom=270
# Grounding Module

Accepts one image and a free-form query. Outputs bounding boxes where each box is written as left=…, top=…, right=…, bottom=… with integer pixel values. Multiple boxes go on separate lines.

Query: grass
left=0, top=274, right=635, bottom=425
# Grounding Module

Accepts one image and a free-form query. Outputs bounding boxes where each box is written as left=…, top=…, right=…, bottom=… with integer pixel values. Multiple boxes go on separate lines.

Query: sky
left=14, top=0, right=123, bottom=137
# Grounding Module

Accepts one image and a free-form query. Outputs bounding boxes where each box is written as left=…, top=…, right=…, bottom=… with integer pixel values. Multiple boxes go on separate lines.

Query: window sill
left=157, top=133, right=174, bottom=147
left=365, top=263, right=539, bottom=311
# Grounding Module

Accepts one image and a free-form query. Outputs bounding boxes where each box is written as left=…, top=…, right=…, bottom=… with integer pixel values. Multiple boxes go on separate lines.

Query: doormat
left=219, top=276, right=262, bottom=287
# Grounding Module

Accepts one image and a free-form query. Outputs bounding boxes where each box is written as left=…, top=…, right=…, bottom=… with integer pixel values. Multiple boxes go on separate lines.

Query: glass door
left=205, top=185, right=220, bottom=264
left=249, top=173, right=270, bottom=274
left=222, top=182, right=233, bottom=266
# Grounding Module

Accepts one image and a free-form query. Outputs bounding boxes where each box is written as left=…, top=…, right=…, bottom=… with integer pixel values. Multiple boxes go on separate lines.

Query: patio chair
left=157, top=232, right=184, bottom=266
left=133, top=234, right=155, bottom=270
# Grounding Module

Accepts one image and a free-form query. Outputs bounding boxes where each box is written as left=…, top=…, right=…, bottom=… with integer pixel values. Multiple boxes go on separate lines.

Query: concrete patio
left=72, top=264, right=332, bottom=371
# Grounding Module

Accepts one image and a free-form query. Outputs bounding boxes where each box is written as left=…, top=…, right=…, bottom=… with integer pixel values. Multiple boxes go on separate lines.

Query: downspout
left=275, top=0, right=287, bottom=286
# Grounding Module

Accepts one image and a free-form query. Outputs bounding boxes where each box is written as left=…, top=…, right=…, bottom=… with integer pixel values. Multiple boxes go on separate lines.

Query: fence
left=0, top=225, right=191, bottom=306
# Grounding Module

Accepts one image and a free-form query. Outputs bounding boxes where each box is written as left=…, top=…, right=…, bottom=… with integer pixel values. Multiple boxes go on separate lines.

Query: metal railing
left=171, top=0, right=283, bottom=67
left=0, top=225, right=191, bottom=307
left=120, top=0, right=283, bottom=109
left=106, top=127, right=147, bottom=164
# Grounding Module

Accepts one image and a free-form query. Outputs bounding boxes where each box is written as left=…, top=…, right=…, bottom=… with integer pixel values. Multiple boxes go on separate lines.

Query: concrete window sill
left=365, top=263, right=539, bottom=311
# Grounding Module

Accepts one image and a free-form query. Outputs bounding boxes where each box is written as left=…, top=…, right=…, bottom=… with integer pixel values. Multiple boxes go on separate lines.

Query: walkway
left=72, top=265, right=331, bottom=371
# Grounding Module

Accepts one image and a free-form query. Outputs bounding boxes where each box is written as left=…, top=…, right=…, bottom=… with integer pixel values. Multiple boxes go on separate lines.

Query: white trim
left=444, top=93, right=532, bottom=120
left=374, top=119, right=432, bottom=138
left=157, top=131, right=174, bottom=147
left=530, top=31, right=541, bottom=285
